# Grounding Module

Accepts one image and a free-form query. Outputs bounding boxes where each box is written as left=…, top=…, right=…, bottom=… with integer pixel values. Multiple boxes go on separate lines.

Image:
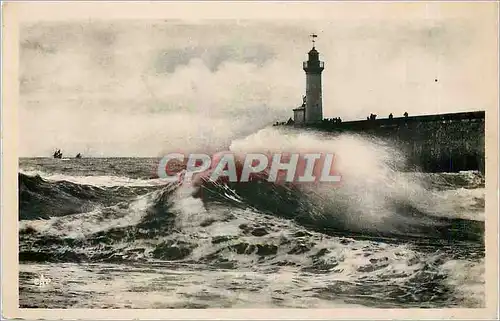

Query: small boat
left=53, top=149, right=63, bottom=159
left=75, top=153, right=82, bottom=159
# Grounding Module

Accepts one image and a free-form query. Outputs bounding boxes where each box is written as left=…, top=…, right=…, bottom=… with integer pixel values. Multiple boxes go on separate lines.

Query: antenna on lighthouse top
left=310, top=33, right=318, bottom=48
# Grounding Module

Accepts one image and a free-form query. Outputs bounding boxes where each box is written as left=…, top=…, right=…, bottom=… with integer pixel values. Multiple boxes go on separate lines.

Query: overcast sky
left=19, top=4, right=497, bottom=156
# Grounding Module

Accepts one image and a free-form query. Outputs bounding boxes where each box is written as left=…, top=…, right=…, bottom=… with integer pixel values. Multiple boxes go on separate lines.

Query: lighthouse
left=303, top=34, right=324, bottom=124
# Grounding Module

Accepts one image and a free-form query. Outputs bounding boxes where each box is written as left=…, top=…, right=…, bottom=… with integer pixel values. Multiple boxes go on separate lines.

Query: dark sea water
left=18, top=129, right=485, bottom=308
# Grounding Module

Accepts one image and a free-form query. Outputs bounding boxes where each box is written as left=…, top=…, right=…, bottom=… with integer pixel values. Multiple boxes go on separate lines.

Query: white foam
left=20, top=190, right=160, bottom=238
left=20, top=169, right=172, bottom=187
left=440, top=258, right=485, bottom=307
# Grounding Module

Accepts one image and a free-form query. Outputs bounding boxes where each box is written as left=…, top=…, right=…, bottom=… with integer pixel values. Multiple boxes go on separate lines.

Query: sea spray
left=222, top=127, right=458, bottom=236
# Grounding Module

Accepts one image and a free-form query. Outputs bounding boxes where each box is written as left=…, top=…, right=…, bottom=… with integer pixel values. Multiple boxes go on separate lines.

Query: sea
left=18, top=127, right=485, bottom=308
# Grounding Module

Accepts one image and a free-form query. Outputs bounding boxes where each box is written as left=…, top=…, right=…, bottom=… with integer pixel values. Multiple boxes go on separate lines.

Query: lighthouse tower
left=303, top=34, right=324, bottom=124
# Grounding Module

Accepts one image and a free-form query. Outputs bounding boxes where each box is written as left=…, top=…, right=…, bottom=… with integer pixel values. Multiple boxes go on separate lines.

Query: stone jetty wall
left=304, top=111, right=485, bottom=173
